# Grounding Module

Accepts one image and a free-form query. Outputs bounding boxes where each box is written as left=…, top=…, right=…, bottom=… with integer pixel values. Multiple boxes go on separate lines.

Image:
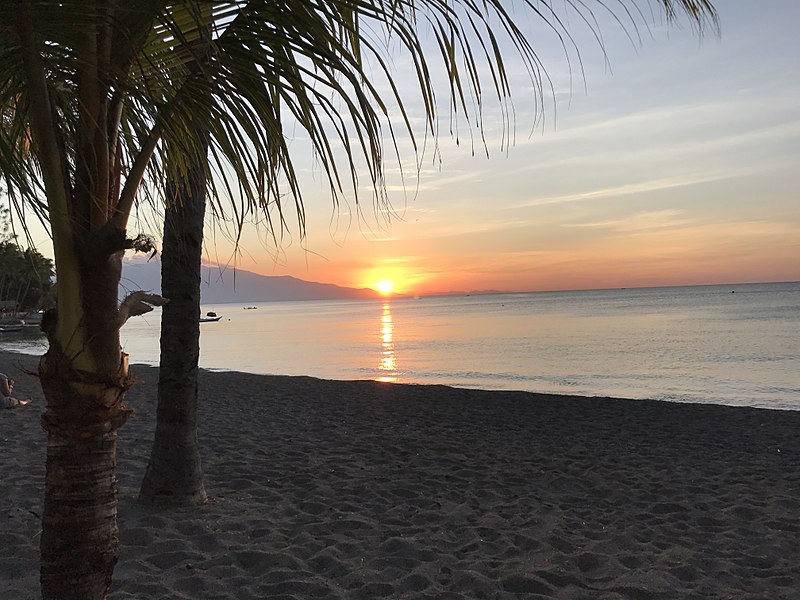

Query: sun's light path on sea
left=376, top=301, right=398, bottom=383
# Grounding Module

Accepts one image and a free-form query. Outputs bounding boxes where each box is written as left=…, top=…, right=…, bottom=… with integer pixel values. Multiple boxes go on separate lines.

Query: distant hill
left=121, top=257, right=382, bottom=303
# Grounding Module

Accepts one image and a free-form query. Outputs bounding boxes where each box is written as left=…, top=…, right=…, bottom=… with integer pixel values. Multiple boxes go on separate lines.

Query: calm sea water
left=3, top=282, right=799, bottom=410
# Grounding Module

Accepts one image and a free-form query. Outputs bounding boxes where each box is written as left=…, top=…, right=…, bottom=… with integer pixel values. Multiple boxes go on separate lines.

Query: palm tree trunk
left=38, top=250, right=131, bottom=599
left=138, top=154, right=208, bottom=505
left=39, top=432, right=119, bottom=598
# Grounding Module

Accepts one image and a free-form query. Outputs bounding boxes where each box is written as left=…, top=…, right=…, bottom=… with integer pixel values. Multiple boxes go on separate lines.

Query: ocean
left=3, top=282, right=798, bottom=410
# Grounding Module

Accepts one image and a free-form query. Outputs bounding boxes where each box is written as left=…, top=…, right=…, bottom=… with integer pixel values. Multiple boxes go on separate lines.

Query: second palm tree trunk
left=138, top=151, right=208, bottom=505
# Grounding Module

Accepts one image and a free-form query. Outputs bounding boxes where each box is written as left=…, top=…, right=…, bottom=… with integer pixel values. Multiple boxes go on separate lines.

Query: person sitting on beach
left=1, top=373, right=30, bottom=409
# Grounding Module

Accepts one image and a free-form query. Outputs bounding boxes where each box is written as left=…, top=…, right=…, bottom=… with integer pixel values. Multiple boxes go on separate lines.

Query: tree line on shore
left=0, top=204, right=54, bottom=313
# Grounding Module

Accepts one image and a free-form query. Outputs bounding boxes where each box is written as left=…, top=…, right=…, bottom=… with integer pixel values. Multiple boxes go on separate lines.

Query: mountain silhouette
left=122, top=256, right=381, bottom=303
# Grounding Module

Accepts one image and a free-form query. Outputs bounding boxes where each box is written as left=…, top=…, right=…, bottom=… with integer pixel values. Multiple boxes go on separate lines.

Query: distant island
left=423, top=289, right=510, bottom=297
left=122, top=257, right=383, bottom=304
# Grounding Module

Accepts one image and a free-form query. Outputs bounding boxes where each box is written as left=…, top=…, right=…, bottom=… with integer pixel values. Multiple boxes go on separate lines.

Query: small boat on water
left=21, top=310, right=44, bottom=327
left=0, top=310, right=45, bottom=331
left=0, top=319, right=24, bottom=333
left=200, top=311, right=222, bottom=323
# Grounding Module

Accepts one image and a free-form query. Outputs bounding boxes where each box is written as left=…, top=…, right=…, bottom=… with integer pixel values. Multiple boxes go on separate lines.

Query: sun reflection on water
left=376, top=301, right=398, bottom=382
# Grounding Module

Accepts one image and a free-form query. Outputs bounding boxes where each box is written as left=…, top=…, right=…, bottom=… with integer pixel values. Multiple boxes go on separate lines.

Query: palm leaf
left=1, top=0, right=718, bottom=242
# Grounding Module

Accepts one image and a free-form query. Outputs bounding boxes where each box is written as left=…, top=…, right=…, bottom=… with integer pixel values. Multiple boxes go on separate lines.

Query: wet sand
left=1, top=349, right=798, bottom=599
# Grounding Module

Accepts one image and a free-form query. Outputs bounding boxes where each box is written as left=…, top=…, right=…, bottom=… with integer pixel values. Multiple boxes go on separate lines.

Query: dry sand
left=1, top=349, right=798, bottom=599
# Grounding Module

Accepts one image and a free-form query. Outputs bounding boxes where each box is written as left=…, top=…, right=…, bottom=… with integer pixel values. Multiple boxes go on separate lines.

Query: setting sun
left=375, top=280, right=394, bottom=295
left=360, top=265, right=422, bottom=296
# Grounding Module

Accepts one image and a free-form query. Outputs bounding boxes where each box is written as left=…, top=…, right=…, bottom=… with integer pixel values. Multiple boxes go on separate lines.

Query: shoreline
left=2, top=345, right=797, bottom=413
left=2, top=349, right=799, bottom=599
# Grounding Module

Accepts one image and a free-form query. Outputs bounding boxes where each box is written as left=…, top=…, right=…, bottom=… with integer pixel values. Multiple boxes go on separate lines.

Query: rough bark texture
left=138, top=163, right=208, bottom=505
left=39, top=429, right=119, bottom=599
left=38, top=252, right=132, bottom=600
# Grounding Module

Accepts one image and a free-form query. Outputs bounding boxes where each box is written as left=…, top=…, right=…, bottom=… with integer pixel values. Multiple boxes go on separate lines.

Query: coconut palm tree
left=138, top=18, right=212, bottom=508
left=0, top=1, right=716, bottom=598
left=138, top=144, right=210, bottom=506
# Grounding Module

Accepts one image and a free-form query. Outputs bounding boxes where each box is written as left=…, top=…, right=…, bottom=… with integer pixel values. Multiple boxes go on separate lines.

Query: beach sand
left=1, top=349, right=798, bottom=599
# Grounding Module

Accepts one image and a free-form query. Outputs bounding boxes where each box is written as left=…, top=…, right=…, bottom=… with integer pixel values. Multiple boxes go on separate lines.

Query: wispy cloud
left=562, top=209, right=691, bottom=231
left=513, top=173, right=723, bottom=208
left=511, top=151, right=800, bottom=210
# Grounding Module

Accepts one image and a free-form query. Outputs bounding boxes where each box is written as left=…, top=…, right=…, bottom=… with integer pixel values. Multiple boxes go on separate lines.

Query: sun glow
left=360, top=264, right=422, bottom=296
left=375, top=280, right=394, bottom=295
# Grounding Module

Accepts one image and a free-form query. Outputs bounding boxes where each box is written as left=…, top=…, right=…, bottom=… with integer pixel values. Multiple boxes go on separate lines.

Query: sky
left=29, top=1, right=800, bottom=296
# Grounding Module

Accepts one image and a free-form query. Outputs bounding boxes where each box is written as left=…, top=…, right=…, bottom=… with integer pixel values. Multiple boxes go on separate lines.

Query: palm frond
left=0, top=0, right=718, bottom=244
